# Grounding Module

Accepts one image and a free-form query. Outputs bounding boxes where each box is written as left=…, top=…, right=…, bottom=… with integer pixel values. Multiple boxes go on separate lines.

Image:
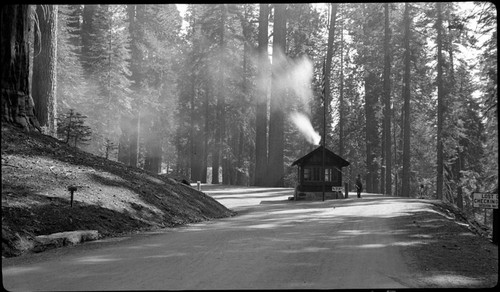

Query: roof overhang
left=291, top=145, right=350, bottom=167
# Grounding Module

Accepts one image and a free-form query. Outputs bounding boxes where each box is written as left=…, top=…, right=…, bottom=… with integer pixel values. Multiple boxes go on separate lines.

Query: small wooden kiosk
left=291, top=145, right=350, bottom=200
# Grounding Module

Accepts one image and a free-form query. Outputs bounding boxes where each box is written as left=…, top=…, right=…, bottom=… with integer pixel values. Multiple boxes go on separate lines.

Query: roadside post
left=473, top=192, right=499, bottom=244
left=68, top=186, right=78, bottom=207
left=197, top=181, right=201, bottom=191
left=344, top=182, right=349, bottom=199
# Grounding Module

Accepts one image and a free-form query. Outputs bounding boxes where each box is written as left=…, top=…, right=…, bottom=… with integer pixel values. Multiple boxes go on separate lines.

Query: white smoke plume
left=287, top=56, right=313, bottom=106
left=281, top=54, right=319, bottom=146
left=289, top=111, right=321, bottom=146
left=252, top=47, right=321, bottom=146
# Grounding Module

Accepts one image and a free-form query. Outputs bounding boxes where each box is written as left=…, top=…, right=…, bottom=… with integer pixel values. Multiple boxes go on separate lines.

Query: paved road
left=1, top=187, right=448, bottom=290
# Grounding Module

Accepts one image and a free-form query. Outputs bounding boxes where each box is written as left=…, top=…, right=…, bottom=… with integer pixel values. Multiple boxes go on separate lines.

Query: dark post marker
left=68, top=186, right=77, bottom=207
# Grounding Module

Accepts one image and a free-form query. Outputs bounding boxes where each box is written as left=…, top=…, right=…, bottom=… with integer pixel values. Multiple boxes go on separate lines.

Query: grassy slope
left=1, top=123, right=235, bottom=257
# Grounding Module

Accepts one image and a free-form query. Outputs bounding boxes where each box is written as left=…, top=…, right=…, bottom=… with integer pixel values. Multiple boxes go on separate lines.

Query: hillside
left=1, top=123, right=235, bottom=257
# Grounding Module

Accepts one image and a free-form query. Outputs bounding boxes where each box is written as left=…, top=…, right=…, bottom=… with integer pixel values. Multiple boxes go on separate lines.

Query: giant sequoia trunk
left=254, top=3, right=269, bottom=186
left=32, top=4, right=58, bottom=136
left=1, top=5, right=40, bottom=131
left=267, top=4, right=286, bottom=187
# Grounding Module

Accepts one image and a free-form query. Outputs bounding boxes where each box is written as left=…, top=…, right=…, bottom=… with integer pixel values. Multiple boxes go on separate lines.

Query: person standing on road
left=419, top=184, right=425, bottom=199
left=355, top=174, right=363, bottom=198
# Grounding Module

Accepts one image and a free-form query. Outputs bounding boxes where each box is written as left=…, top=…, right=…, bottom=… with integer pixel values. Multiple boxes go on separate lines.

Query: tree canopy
left=2, top=3, right=497, bottom=217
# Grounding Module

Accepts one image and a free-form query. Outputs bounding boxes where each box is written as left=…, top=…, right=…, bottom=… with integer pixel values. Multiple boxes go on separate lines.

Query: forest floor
left=399, top=199, right=497, bottom=287
left=1, top=123, right=235, bottom=258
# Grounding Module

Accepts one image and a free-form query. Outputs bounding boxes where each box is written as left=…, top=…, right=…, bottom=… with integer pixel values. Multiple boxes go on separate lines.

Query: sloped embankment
left=1, top=123, right=235, bottom=257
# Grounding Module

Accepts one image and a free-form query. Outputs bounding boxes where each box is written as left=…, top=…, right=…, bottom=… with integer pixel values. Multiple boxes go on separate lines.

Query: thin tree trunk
left=143, top=111, right=162, bottom=174
left=322, top=3, right=337, bottom=200
left=383, top=3, right=392, bottom=196
left=237, top=15, right=249, bottom=186
left=129, top=113, right=139, bottom=167
left=362, top=3, right=380, bottom=193
left=118, top=115, right=130, bottom=164
left=80, top=5, right=95, bottom=75
left=254, top=3, right=269, bottom=186
left=324, top=3, right=337, bottom=121
left=153, top=130, right=162, bottom=173
left=364, top=71, right=379, bottom=193
left=188, top=9, right=203, bottom=183
left=212, top=4, right=227, bottom=184
left=267, top=4, right=287, bottom=187
left=401, top=3, right=411, bottom=197
left=393, top=105, right=399, bottom=196
left=381, top=121, right=386, bottom=195
left=202, top=83, right=210, bottom=183
left=127, top=5, right=142, bottom=168
left=446, top=3, right=460, bottom=205
left=65, top=111, right=73, bottom=144
left=436, top=2, right=445, bottom=200
left=190, top=84, right=202, bottom=182
left=237, top=126, right=245, bottom=185
left=339, top=4, right=345, bottom=157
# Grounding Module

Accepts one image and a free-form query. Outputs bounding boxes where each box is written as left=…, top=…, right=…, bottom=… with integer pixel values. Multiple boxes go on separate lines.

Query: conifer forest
left=1, top=3, right=497, bottom=219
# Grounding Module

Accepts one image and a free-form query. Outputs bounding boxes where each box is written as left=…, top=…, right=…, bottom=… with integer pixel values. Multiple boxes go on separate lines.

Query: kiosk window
left=304, top=168, right=311, bottom=181
left=304, top=167, right=322, bottom=181
left=325, top=168, right=332, bottom=182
